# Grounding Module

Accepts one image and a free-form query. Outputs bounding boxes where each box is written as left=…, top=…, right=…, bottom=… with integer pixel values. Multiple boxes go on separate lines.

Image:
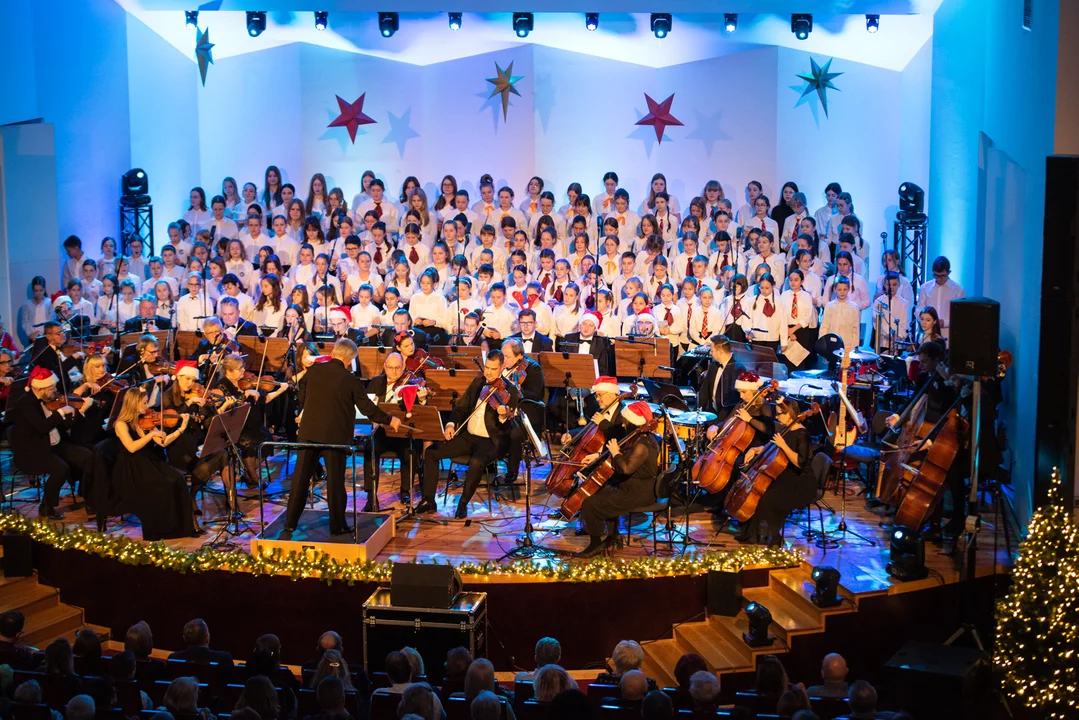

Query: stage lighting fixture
left=791, top=13, right=812, bottom=40
left=121, top=169, right=151, bottom=207
left=315, top=11, right=328, bottom=30
left=513, top=13, right=533, bottom=37
left=886, top=526, right=929, bottom=581
left=811, top=566, right=842, bottom=608
left=185, top=11, right=198, bottom=27
left=448, top=12, right=462, bottom=30
left=379, top=12, right=399, bottom=37
left=650, top=13, right=672, bottom=38
left=246, top=11, right=267, bottom=37
left=866, top=14, right=879, bottom=33
left=724, top=13, right=737, bottom=33
left=898, top=182, right=925, bottom=215
left=742, top=602, right=774, bottom=647
left=585, top=13, right=599, bottom=31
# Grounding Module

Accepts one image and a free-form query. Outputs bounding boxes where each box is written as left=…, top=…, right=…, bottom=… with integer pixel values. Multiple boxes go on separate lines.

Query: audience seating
left=368, top=691, right=402, bottom=720
left=586, top=682, right=620, bottom=707
left=10, top=703, right=51, bottom=720
left=216, top=682, right=289, bottom=714
left=516, top=699, right=548, bottom=720
left=96, top=706, right=130, bottom=720
left=73, top=654, right=111, bottom=677
left=599, top=703, right=645, bottom=720
left=138, top=710, right=202, bottom=720
left=148, top=679, right=209, bottom=708
left=512, top=679, right=534, bottom=715
left=734, top=690, right=780, bottom=715
left=115, top=680, right=145, bottom=715
left=663, top=686, right=693, bottom=710
left=297, top=687, right=362, bottom=718
left=12, top=670, right=82, bottom=711
left=300, top=667, right=361, bottom=689
left=439, top=677, right=464, bottom=698
left=809, top=695, right=852, bottom=720
left=135, top=659, right=166, bottom=686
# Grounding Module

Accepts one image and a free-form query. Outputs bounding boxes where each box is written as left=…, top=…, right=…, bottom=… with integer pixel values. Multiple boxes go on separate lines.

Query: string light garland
left=0, top=513, right=800, bottom=584
left=993, top=468, right=1078, bottom=719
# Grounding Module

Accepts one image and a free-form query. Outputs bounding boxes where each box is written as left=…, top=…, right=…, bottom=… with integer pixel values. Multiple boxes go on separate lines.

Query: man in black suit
left=418, top=349, right=519, bottom=519
left=699, top=334, right=744, bottom=426
left=551, top=311, right=611, bottom=428
left=379, top=309, right=428, bottom=350
left=363, top=352, right=427, bottom=511
left=29, top=321, right=83, bottom=397
left=123, top=296, right=173, bottom=334
left=499, top=339, right=545, bottom=486
left=507, top=309, right=553, bottom=354
left=122, top=334, right=171, bottom=406
left=166, top=618, right=234, bottom=685
left=283, top=339, right=401, bottom=536
left=11, top=368, right=90, bottom=519
left=217, top=296, right=258, bottom=337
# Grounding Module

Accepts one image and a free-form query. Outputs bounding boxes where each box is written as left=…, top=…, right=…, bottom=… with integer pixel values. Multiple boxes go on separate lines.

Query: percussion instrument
left=670, top=410, right=717, bottom=442
left=832, top=347, right=880, bottom=364
left=790, top=368, right=830, bottom=380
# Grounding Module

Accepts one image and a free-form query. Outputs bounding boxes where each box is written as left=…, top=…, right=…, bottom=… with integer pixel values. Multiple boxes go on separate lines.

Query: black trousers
left=422, top=432, right=498, bottom=508
left=39, top=441, right=92, bottom=509
left=285, top=446, right=352, bottom=531
left=365, top=428, right=421, bottom=493
left=580, top=477, right=655, bottom=538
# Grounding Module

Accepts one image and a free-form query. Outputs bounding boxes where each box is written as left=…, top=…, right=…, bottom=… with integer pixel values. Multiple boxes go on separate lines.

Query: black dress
left=114, top=422, right=195, bottom=541
left=217, top=378, right=273, bottom=458
left=749, top=427, right=817, bottom=541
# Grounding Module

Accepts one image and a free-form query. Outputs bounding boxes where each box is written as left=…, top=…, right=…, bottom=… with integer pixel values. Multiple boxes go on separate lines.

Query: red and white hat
left=635, top=309, right=656, bottom=326
left=735, top=371, right=765, bottom=392
left=592, top=375, right=619, bottom=395
left=328, top=306, right=351, bottom=323
left=580, top=311, right=603, bottom=329
left=621, top=400, right=653, bottom=426
left=51, top=294, right=73, bottom=310
left=173, top=360, right=199, bottom=380
left=30, top=367, right=58, bottom=389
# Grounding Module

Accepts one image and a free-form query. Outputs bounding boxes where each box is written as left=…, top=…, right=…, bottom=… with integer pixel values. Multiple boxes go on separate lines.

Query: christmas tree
left=994, top=468, right=1079, bottom=719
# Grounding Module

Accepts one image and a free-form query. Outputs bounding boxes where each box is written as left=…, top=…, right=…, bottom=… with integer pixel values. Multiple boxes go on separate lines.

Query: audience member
left=14, top=680, right=63, bottom=720
left=396, top=682, right=444, bottom=720
left=125, top=621, right=160, bottom=663
left=755, top=654, right=790, bottom=697
left=671, top=653, right=707, bottom=708
left=151, top=713, right=175, bottom=720
left=310, top=650, right=368, bottom=720
left=806, top=653, right=850, bottom=698
left=82, top=676, right=116, bottom=716
left=847, top=680, right=884, bottom=719
left=689, top=671, right=720, bottom=713
left=109, top=650, right=153, bottom=710
left=244, top=647, right=298, bottom=719
left=73, top=629, right=104, bottom=675
left=302, top=631, right=343, bottom=673
left=161, top=676, right=213, bottom=720
left=400, top=647, right=425, bottom=680
left=168, top=619, right=235, bottom=685
left=777, top=686, right=812, bottom=717
left=235, top=675, right=281, bottom=720
left=641, top=689, right=674, bottom=720
left=0, top=611, right=35, bottom=670
left=469, top=691, right=500, bottom=720
left=595, top=640, right=644, bottom=683
left=546, top=689, right=592, bottom=720
left=307, top=676, right=350, bottom=720
left=514, top=637, right=561, bottom=682
left=532, top=665, right=577, bottom=703
left=230, top=708, right=260, bottom=720
left=65, top=695, right=95, bottom=720
left=791, top=711, right=821, bottom=720
left=443, top=647, right=473, bottom=692
left=373, top=651, right=412, bottom=696
left=40, top=637, right=83, bottom=699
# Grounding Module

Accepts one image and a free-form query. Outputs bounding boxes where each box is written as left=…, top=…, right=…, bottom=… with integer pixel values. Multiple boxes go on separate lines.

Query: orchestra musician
left=418, top=349, right=520, bottom=519
left=29, top=321, right=84, bottom=397
left=123, top=295, right=172, bottom=333
left=215, top=354, right=288, bottom=496
left=576, top=401, right=661, bottom=557
left=124, top=335, right=171, bottom=407
left=380, top=309, right=428, bottom=350
left=499, top=339, right=545, bottom=487
left=699, top=334, right=743, bottom=425
left=282, top=339, right=401, bottom=536
left=68, top=353, right=115, bottom=448
left=507, top=309, right=554, bottom=353
left=363, top=351, right=427, bottom=511
left=0, top=348, right=14, bottom=413
left=161, top=360, right=227, bottom=512
left=190, top=317, right=235, bottom=378
left=550, top=311, right=611, bottom=430
left=217, top=296, right=258, bottom=337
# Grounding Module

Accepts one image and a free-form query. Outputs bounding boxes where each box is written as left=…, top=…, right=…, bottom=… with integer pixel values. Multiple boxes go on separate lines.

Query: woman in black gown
left=112, top=389, right=198, bottom=540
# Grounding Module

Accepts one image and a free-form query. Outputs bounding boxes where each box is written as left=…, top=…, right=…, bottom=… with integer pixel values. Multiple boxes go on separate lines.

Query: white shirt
left=814, top=204, right=838, bottom=238
left=552, top=305, right=583, bottom=338
left=917, top=278, right=965, bottom=338
left=355, top=198, right=399, bottom=231
left=306, top=273, right=342, bottom=305
left=183, top=208, right=214, bottom=235
left=653, top=302, right=685, bottom=339
left=471, top=201, right=500, bottom=230
left=820, top=298, right=862, bottom=351
left=742, top=215, right=781, bottom=240
left=269, top=235, right=302, bottom=267
left=780, top=289, right=817, bottom=329
left=481, top=304, right=516, bottom=339
left=288, top=263, right=316, bottom=289
left=146, top=275, right=180, bottom=298
left=747, top=253, right=787, bottom=288
left=220, top=292, right=255, bottom=322
left=70, top=298, right=96, bottom=324
left=401, top=243, right=432, bottom=277
left=207, top=217, right=239, bottom=242
left=717, top=294, right=752, bottom=335
left=677, top=296, right=701, bottom=346
left=256, top=301, right=287, bottom=331
left=409, top=291, right=448, bottom=330
left=794, top=270, right=826, bottom=307
left=823, top=273, right=872, bottom=311
left=609, top=210, right=641, bottom=248
left=349, top=302, right=381, bottom=331
left=466, top=394, right=492, bottom=438
left=872, top=294, right=911, bottom=350
left=176, top=293, right=214, bottom=332
left=62, top=255, right=86, bottom=288
left=875, top=274, right=915, bottom=309
left=746, top=293, right=786, bottom=347
left=781, top=213, right=809, bottom=250
left=688, top=305, right=722, bottom=346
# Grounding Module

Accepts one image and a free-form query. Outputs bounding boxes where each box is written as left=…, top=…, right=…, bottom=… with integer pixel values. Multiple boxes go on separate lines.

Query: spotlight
left=378, top=12, right=399, bottom=37
left=742, top=602, right=774, bottom=647
left=120, top=169, right=150, bottom=207
left=724, top=13, right=737, bottom=33
left=897, top=182, right=925, bottom=215
left=791, top=13, right=812, bottom=40
left=585, top=13, right=599, bottom=31
left=811, top=566, right=842, bottom=608
left=650, top=13, right=672, bottom=38
left=886, top=526, right=929, bottom=581
left=246, top=11, right=267, bottom=37
left=315, top=11, right=328, bottom=31
left=185, top=10, right=198, bottom=28
left=866, top=14, right=879, bottom=33
left=448, top=12, right=462, bottom=30
left=512, top=12, right=533, bottom=37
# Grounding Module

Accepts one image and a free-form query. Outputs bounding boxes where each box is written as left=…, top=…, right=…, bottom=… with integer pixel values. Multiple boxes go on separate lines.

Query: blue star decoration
left=795, top=57, right=843, bottom=117
left=685, top=108, right=732, bottom=156
left=486, top=62, right=524, bottom=122
left=382, top=107, right=420, bottom=157
left=195, top=27, right=214, bottom=87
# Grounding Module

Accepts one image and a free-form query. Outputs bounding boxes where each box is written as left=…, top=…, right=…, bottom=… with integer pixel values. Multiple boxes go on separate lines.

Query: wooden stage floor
left=1, top=449, right=1014, bottom=594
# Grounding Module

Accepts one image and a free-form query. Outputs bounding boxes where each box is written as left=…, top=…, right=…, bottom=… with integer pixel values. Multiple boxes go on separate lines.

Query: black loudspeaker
left=883, top=641, right=988, bottom=717
left=2, top=533, right=33, bottom=577
left=948, top=298, right=999, bottom=377
left=391, top=562, right=462, bottom=608
left=706, top=570, right=742, bottom=617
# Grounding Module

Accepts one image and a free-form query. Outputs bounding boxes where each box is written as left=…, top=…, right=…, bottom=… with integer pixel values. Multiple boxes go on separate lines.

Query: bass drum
left=670, top=410, right=716, bottom=443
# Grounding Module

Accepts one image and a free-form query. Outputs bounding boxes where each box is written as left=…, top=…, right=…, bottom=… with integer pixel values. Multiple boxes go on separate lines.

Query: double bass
left=724, top=403, right=819, bottom=522
left=558, top=413, right=661, bottom=520
left=691, top=380, right=779, bottom=493
left=546, top=384, right=637, bottom=498
left=893, top=406, right=967, bottom=529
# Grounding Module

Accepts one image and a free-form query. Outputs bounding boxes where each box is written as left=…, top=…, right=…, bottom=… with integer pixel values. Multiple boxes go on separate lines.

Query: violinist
left=30, top=321, right=83, bottom=397
left=508, top=309, right=554, bottom=353
left=363, top=352, right=428, bottom=511
left=419, top=349, right=519, bottom=519
left=10, top=368, right=92, bottom=519
left=499, top=339, right=545, bottom=487
left=124, top=335, right=171, bottom=407
left=699, top=335, right=744, bottom=425
left=326, top=306, right=363, bottom=344
left=161, top=360, right=227, bottom=509
left=735, top=395, right=817, bottom=547
left=216, top=354, right=288, bottom=493
left=885, top=342, right=955, bottom=431
left=458, top=312, right=484, bottom=348
left=69, top=353, right=115, bottom=447
left=0, top=348, right=14, bottom=412
left=278, top=304, right=312, bottom=345
left=576, top=401, right=660, bottom=558
left=217, top=296, right=258, bottom=337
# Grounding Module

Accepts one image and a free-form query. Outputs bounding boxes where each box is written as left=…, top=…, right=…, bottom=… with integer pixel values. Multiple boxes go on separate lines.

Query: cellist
left=558, top=376, right=630, bottom=447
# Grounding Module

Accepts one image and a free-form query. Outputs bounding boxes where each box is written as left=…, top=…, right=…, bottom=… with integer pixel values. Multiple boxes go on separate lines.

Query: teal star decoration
left=796, top=57, right=843, bottom=117
left=381, top=107, right=420, bottom=157
left=195, top=27, right=214, bottom=87
left=486, top=61, right=524, bottom=122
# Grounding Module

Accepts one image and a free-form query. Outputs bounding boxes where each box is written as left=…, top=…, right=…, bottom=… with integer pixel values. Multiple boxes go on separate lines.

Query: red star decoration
left=328, top=93, right=377, bottom=143
left=635, top=93, right=683, bottom=143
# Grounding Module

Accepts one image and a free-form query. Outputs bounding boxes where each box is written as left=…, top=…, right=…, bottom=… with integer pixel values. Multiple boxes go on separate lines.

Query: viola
left=138, top=409, right=184, bottom=430
left=691, top=380, right=779, bottom=493
left=724, top=403, right=819, bottom=522
left=547, top=384, right=638, bottom=498
left=503, top=357, right=528, bottom=388
left=404, top=348, right=444, bottom=374
left=478, top=377, right=513, bottom=410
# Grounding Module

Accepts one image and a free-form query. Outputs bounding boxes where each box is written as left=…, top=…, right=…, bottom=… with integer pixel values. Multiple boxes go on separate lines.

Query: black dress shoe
left=331, top=525, right=354, bottom=536
left=39, top=504, right=64, bottom=520
left=362, top=499, right=379, bottom=513
left=454, top=504, right=468, bottom=520
left=278, top=528, right=295, bottom=540
left=68, top=500, right=86, bottom=511
left=413, top=499, right=437, bottom=514
left=575, top=536, right=609, bottom=558
left=399, top=490, right=411, bottom=504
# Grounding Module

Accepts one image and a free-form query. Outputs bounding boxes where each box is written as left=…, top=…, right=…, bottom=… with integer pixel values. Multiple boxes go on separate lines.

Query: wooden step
left=673, top=621, right=754, bottom=673
left=769, top=567, right=857, bottom=620
left=0, top=571, right=38, bottom=592
left=0, top=583, right=59, bottom=616
left=707, top=614, right=788, bottom=660
left=641, top=638, right=680, bottom=687
left=742, top=587, right=823, bottom=643
left=22, top=605, right=84, bottom=646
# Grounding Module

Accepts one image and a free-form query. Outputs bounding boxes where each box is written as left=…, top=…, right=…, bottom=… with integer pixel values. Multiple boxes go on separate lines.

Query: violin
left=138, top=409, right=184, bottom=430
left=96, top=373, right=130, bottom=394
left=691, top=380, right=779, bottom=494
left=502, top=357, right=528, bottom=388
left=404, top=348, right=444, bottom=374
left=546, top=384, right=637, bottom=498
left=479, top=377, right=514, bottom=410
left=148, top=361, right=177, bottom=375
left=44, top=394, right=93, bottom=412
left=238, top=372, right=280, bottom=392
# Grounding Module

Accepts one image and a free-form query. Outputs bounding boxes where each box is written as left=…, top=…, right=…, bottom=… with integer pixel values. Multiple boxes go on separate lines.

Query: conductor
left=282, top=338, right=401, bottom=537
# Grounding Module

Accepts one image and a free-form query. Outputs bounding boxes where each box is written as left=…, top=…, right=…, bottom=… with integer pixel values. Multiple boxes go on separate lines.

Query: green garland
left=0, top=512, right=801, bottom=585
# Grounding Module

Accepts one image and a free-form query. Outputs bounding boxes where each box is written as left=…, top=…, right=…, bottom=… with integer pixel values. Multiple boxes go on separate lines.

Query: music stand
left=200, top=404, right=256, bottom=547
left=538, top=352, right=599, bottom=432
left=356, top=347, right=392, bottom=379
left=613, top=338, right=672, bottom=381
left=236, top=336, right=289, bottom=373
left=378, top=403, right=446, bottom=523
left=497, top=410, right=562, bottom=561
left=731, top=343, right=787, bottom=380
left=643, top=379, right=690, bottom=411
left=423, top=369, right=481, bottom=411
left=428, top=345, right=483, bottom=370
left=121, top=330, right=169, bottom=348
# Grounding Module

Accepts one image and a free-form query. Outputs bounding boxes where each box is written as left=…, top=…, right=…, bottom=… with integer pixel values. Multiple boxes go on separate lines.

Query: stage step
left=769, top=566, right=858, bottom=623
left=21, top=604, right=84, bottom=645
left=673, top=621, right=754, bottom=673
left=707, top=613, right=790, bottom=660
left=741, top=587, right=824, bottom=643
left=0, top=569, right=111, bottom=648
left=0, top=583, right=61, bottom=616
left=641, top=639, right=680, bottom=687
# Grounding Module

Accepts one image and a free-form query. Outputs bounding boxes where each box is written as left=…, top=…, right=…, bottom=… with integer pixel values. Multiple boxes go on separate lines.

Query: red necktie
left=722, top=253, right=729, bottom=270
left=701, top=312, right=709, bottom=339
left=409, top=247, right=419, bottom=264
left=686, top=304, right=693, bottom=328
left=685, top=258, right=692, bottom=278
left=664, top=308, right=674, bottom=326
left=374, top=247, right=383, bottom=264
left=791, top=293, right=799, bottom=319
left=586, top=294, right=595, bottom=310
left=541, top=272, right=551, bottom=290
left=374, top=202, right=383, bottom=219
left=553, top=285, right=564, bottom=303
left=659, top=218, right=665, bottom=234
left=764, top=298, right=775, bottom=317
left=732, top=301, right=743, bottom=319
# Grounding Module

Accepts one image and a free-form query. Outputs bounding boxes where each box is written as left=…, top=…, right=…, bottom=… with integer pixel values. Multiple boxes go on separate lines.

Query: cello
left=724, top=403, right=819, bottom=522
left=558, top=413, right=661, bottom=520
left=691, top=379, right=779, bottom=493
left=893, top=405, right=967, bottom=530
left=545, top=384, right=637, bottom=498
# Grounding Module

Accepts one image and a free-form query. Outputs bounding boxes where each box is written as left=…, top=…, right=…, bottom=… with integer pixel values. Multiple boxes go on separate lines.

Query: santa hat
left=635, top=309, right=656, bottom=325
left=621, top=400, right=653, bottom=427
left=328, top=306, right=351, bottom=323
left=52, top=294, right=73, bottom=310
left=592, top=375, right=619, bottom=395
left=303, top=354, right=331, bottom=367
left=580, top=311, right=602, bottom=329
left=173, top=360, right=199, bottom=379
left=30, top=367, right=58, bottom=389
left=735, top=371, right=765, bottom=392
left=395, top=384, right=421, bottom=412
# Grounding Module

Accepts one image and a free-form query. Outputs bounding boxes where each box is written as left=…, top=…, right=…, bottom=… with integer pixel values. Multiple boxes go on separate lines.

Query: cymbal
left=833, top=347, right=880, bottom=362
left=671, top=410, right=717, bottom=425
left=791, top=368, right=830, bottom=379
